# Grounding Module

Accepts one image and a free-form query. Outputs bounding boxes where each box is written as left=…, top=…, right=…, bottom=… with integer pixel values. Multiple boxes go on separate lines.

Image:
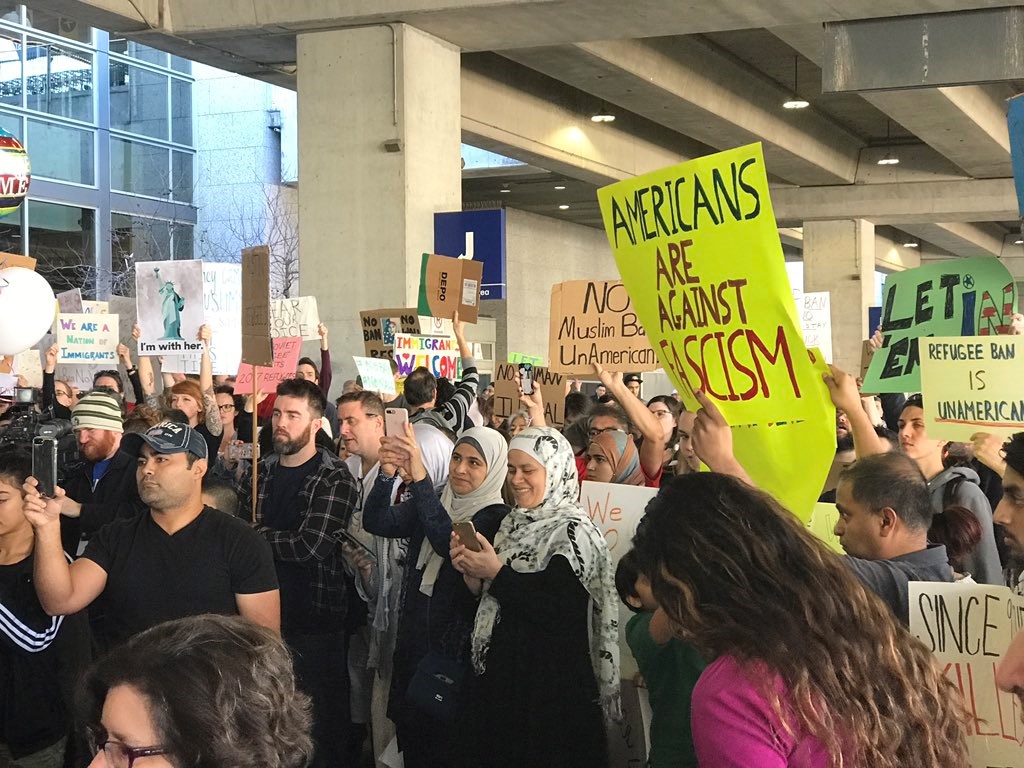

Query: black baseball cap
left=121, top=421, right=209, bottom=460
left=623, top=373, right=643, bottom=385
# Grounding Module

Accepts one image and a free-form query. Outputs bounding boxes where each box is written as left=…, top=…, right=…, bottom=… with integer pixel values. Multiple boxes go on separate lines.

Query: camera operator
left=58, top=389, right=144, bottom=556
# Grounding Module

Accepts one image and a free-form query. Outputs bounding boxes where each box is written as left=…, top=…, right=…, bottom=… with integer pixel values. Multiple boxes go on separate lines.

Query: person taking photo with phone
left=365, top=424, right=509, bottom=767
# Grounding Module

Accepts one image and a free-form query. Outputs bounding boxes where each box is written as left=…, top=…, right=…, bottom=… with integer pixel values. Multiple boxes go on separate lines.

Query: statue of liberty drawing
left=154, top=267, right=185, bottom=340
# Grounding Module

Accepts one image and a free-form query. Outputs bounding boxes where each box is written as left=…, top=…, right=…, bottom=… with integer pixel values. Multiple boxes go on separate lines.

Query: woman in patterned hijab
left=450, top=426, right=620, bottom=768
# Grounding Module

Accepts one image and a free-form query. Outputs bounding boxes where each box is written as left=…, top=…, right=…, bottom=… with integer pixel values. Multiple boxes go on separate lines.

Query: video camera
left=0, top=387, right=77, bottom=477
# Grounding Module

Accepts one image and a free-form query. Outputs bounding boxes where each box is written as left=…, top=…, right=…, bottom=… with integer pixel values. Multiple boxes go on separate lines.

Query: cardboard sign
left=860, top=340, right=876, bottom=382
left=392, top=334, right=461, bottom=380
left=597, top=143, right=834, bottom=521
left=607, top=681, right=652, bottom=768
left=271, top=296, right=320, bottom=341
left=136, top=260, right=206, bottom=356
left=107, top=296, right=138, bottom=349
left=235, top=336, right=302, bottom=394
left=919, top=336, right=1024, bottom=441
left=862, top=257, right=1017, bottom=393
left=509, top=352, right=545, bottom=366
left=359, top=307, right=421, bottom=359
left=492, top=361, right=567, bottom=427
left=56, top=288, right=82, bottom=314
left=0, top=251, right=35, bottom=270
left=81, top=300, right=109, bottom=314
left=241, top=246, right=273, bottom=367
left=13, top=348, right=42, bottom=388
left=164, top=263, right=242, bottom=376
left=548, top=280, right=658, bottom=375
left=909, top=582, right=1024, bottom=768
left=354, top=356, right=397, bottom=396
left=793, top=290, right=832, bottom=364
left=57, top=314, right=119, bottom=365
left=417, top=253, right=483, bottom=323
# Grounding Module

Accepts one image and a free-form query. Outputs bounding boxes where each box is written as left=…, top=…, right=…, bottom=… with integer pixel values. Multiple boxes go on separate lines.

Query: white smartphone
left=384, top=407, right=409, bottom=436
left=519, top=363, right=534, bottom=395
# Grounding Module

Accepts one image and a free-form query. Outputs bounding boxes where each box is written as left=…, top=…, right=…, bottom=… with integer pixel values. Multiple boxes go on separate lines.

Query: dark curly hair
left=79, top=614, right=312, bottom=768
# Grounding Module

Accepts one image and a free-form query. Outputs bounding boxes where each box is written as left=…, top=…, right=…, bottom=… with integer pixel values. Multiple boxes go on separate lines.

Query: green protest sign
left=862, top=257, right=1016, bottom=394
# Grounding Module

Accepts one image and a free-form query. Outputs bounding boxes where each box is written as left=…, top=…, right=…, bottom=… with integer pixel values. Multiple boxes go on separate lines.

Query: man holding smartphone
left=235, top=378, right=360, bottom=768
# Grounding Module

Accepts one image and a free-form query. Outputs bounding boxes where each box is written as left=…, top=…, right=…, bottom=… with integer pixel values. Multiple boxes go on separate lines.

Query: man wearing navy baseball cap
left=23, top=421, right=280, bottom=651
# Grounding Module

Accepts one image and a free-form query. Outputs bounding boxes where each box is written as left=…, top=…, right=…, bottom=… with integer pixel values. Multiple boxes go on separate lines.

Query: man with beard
left=235, top=378, right=359, bottom=768
left=23, top=421, right=279, bottom=652
left=57, top=389, right=145, bottom=555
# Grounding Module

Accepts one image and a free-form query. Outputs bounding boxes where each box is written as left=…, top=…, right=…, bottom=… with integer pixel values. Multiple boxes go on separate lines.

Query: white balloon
left=0, top=267, right=56, bottom=355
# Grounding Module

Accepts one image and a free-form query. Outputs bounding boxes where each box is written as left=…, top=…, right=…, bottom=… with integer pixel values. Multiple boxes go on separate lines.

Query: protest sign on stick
left=417, top=253, right=483, bottom=323
left=919, top=335, right=1024, bottom=441
left=360, top=308, right=420, bottom=359
left=241, top=247, right=273, bottom=367
left=548, top=280, right=658, bottom=375
left=135, top=260, right=205, bottom=356
left=57, top=314, right=119, bottom=365
left=270, top=297, right=320, bottom=340
left=909, top=582, right=1024, bottom=768
left=862, top=257, right=1016, bottom=393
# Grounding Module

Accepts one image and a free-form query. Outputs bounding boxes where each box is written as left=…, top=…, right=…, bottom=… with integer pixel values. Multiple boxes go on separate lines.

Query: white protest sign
left=57, top=314, right=119, bottom=365
left=270, top=296, right=320, bottom=341
left=163, top=263, right=242, bottom=376
left=55, top=363, right=102, bottom=394
left=418, top=314, right=453, bottom=337
left=0, top=372, right=16, bottom=397
left=793, top=290, right=833, bottom=364
left=81, top=300, right=109, bottom=314
left=354, top=356, right=397, bottom=396
left=13, top=348, right=42, bottom=388
left=135, top=260, right=205, bottom=356
left=909, top=581, right=1024, bottom=767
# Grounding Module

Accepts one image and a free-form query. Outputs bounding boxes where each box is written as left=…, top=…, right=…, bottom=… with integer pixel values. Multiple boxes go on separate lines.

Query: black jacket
left=60, top=448, right=145, bottom=556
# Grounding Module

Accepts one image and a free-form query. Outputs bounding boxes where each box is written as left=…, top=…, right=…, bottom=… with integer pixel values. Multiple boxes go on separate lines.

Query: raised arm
left=198, top=324, right=222, bottom=436
left=118, top=342, right=145, bottom=405
left=594, top=363, right=663, bottom=479
left=22, top=480, right=107, bottom=616
left=318, top=322, right=332, bottom=396
left=132, top=325, right=162, bottom=409
left=691, top=390, right=754, bottom=486
left=823, top=365, right=889, bottom=458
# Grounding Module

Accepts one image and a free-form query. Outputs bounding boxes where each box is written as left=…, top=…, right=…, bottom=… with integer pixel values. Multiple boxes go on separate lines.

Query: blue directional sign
left=434, top=209, right=506, bottom=300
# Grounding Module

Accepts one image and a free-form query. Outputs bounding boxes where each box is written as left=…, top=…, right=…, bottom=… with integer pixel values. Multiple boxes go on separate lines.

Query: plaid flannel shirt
left=235, top=447, right=359, bottom=617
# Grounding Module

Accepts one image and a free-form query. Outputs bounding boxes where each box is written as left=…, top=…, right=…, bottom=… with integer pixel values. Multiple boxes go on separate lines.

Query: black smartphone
left=32, top=436, right=57, bottom=497
left=519, top=363, right=534, bottom=395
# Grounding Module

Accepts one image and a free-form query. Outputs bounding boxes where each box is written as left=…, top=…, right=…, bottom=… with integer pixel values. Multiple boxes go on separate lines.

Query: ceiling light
left=877, top=120, right=899, bottom=165
left=590, top=113, right=615, bottom=123
left=558, top=204, right=570, bottom=210
left=903, top=240, right=919, bottom=248
left=1016, top=239, right=1023, bottom=245
left=554, top=185, right=566, bottom=190
left=782, top=56, right=809, bottom=110
left=499, top=187, right=511, bottom=193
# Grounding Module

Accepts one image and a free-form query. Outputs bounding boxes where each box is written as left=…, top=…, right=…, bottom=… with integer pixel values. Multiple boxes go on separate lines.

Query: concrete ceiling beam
left=502, top=37, right=863, bottom=186
left=772, top=23, right=1013, bottom=179
left=772, top=177, right=1018, bottom=227
left=898, top=222, right=1006, bottom=257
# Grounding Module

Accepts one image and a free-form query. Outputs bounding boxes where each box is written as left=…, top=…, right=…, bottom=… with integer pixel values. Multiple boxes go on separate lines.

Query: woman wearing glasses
left=81, top=614, right=311, bottom=768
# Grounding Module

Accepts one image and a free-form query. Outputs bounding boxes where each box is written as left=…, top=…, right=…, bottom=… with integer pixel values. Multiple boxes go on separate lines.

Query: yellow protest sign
left=597, top=143, right=819, bottom=425
left=806, top=502, right=843, bottom=553
left=920, top=336, right=1024, bottom=441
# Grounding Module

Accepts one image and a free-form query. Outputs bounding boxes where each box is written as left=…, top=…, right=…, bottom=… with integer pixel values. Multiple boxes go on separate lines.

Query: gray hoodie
left=928, top=466, right=1002, bottom=585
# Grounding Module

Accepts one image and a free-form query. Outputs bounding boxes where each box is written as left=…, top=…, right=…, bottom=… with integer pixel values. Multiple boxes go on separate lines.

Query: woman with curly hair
left=632, top=471, right=970, bottom=768
left=79, top=614, right=311, bottom=768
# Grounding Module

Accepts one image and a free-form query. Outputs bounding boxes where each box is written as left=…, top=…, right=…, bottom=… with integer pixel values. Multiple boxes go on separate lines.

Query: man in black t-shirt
left=235, top=378, right=359, bottom=768
left=23, top=421, right=279, bottom=651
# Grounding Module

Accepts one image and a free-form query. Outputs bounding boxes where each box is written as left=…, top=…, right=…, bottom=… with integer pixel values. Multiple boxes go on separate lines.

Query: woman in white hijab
left=364, top=423, right=509, bottom=768
left=449, top=426, right=620, bottom=768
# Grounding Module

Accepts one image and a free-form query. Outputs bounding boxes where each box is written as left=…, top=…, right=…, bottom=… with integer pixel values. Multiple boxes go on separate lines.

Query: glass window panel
left=172, top=221, right=193, bottom=260
left=0, top=29, right=22, bottom=108
left=108, top=37, right=167, bottom=67
left=110, top=137, right=168, bottom=197
left=28, top=118, right=93, bottom=184
left=28, top=200, right=95, bottom=296
left=25, top=8, right=92, bottom=44
left=170, top=55, right=190, bottom=74
left=171, top=150, right=192, bottom=203
left=0, top=202, right=24, bottom=253
left=111, top=212, right=172, bottom=267
left=170, top=76, right=191, bottom=145
left=0, top=5, right=22, bottom=25
left=109, top=63, right=167, bottom=139
left=0, top=108, right=21, bottom=138
left=24, top=40, right=93, bottom=122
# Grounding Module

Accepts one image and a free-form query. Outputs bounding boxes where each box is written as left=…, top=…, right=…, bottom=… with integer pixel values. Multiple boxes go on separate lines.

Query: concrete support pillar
left=296, top=24, right=462, bottom=366
left=803, top=219, right=875, bottom=374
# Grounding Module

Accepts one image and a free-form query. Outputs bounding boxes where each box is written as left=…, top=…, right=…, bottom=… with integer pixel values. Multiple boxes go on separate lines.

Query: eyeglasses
left=55, top=389, right=73, bottom=400
left=588, top=426, right=623, bottom=439
left=90, top=735, right=168, bottom=768
left=218, top=404, right=235, bottom=411
left=649, top=409, right=672, bottom=418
